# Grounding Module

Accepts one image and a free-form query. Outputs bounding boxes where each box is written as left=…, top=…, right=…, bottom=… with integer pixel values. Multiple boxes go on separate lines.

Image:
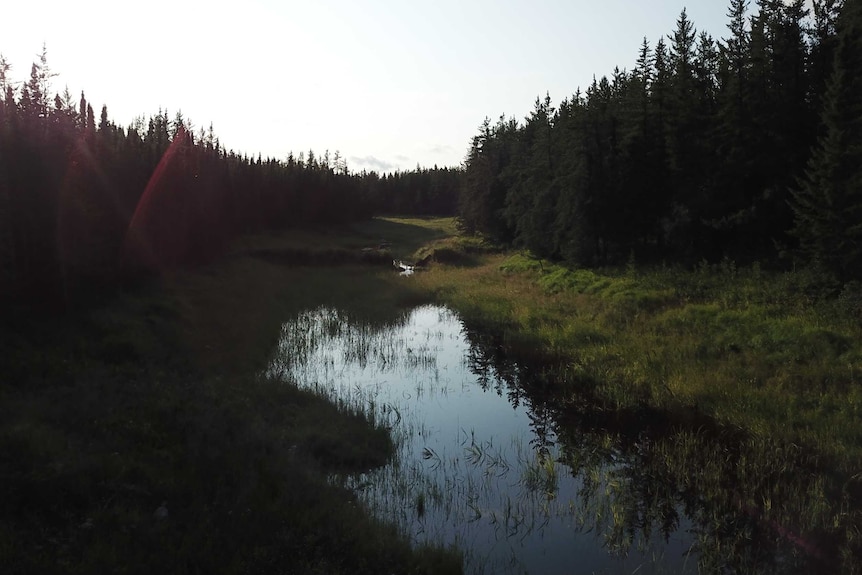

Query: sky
left=1, top=1, right=741, bottom=172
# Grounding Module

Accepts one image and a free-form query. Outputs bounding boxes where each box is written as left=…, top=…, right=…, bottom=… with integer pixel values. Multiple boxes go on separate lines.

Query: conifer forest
left=459, top=0, right=861, bottom=283
left=1, top=0, right=861, bottom=304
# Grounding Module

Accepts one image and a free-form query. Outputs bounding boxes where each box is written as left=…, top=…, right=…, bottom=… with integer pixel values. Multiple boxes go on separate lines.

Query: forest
left=0, top=56, right=459, bottom=310
left=460, top=0, right=862, bottom=284
left=2, top=0, right=861, bottom=309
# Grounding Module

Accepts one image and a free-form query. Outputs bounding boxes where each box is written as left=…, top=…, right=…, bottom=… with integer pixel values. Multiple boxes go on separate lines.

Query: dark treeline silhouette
left=0, top=47, right=462, bottom=309
left=459, top=0, right=862, bottom=282
left=364, top=166, right=461, bottom=216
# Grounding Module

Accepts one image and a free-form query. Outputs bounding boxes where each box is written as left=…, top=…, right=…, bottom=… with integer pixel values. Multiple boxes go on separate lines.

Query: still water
left=268, top=304, right=827, bottom=574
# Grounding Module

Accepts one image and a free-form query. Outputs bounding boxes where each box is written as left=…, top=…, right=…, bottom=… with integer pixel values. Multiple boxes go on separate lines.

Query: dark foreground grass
left=0, top=238, right=459, bottom=574
left=230, top=215, right=458, bottom=263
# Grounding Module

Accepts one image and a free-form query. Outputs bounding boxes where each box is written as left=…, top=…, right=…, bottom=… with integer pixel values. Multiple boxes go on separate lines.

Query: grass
left=0, top=227, right=460, bottom=574
left=230, top=215, right=458, bottom=264
left=223, top=216, right=862, bottom=569
left=216, top=218, right=862, bottom=571
left=408, top=244, right=862, bottom=465
left=388, top=217, right=862, bottom=570
left=5, top=214, right=862, bottom=572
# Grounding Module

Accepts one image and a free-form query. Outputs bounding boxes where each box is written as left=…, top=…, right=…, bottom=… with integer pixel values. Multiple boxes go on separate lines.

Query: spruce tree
left=665, top=9, right=706, bottom=256
left=0, top=54, right=10, bottom=123
left=618, top=39, right=666, bottom=254
left=810, top=0, right=843, bottom=117
left=715, top=0, right=752, bottom=220
left=791, top=0, right=862, bottom=281
left=503, top=94, right=557, bottom=256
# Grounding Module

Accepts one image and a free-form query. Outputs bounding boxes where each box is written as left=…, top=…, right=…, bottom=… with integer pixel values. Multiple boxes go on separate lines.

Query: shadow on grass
left=225, top=217, right=460, bottom=272
left=348, top=216, right=458, bottom=259
left=0, top=243, right=461, bottom=574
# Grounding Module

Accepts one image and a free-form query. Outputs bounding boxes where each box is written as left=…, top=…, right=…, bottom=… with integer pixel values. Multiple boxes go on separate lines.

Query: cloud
left=395, top=154, right=411, bottom=163
left=428, top=144, right=456, bottom=155
left=350, top=155, right=397, bottom=172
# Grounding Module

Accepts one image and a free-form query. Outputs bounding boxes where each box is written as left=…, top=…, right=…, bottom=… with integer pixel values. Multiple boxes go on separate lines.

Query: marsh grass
left=266, top=303, right=718, bottom=574
left=356, top=216, right=461, bottom=258
left=228, top=216, right=459, bottom=264
left=412, top=249, right=862, bottom=464
left=213, top=217, right=856, bottom=572
left=244, top=219, right=862, bottom=571
left=0, top=228, right=461, bottom=574
left=8, top=214, right=860, bottom=573
left=384, top=222, right=862, bottom=570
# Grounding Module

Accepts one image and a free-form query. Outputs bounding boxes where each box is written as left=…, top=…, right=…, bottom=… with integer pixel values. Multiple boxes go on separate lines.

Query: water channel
left=268, top=304, right=829, bottom=574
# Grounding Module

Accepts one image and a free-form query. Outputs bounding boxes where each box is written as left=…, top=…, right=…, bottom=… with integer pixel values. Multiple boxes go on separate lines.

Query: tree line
left=459, top=0, right=862, bottom=282
left=0, top=48, right=461, bottom=309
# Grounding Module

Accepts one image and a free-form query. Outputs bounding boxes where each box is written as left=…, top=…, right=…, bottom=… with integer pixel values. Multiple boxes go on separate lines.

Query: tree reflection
left=272, top=305, right=856, bottom=573
left=461, top=321, right=851, bottom=574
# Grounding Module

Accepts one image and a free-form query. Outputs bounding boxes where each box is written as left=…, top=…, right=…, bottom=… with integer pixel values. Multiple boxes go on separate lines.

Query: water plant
left=271, top=301, right=831, bottom=573
left=0, top=242, right=462, bottom=574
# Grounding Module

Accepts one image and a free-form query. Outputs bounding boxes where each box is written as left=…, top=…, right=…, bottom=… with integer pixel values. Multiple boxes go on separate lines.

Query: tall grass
left=265, top=295, right=846, bottom=573
left=388, top=236, right=862, bottom=570
left=0, top=229, right=461, bottom=574
left=411, top=250, right=862, bottom=465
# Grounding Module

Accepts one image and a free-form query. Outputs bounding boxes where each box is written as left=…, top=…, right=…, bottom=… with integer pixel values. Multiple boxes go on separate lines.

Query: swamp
left=4, top=2, right=862, bottom=571
left=2, top=216, right=862, bottom=574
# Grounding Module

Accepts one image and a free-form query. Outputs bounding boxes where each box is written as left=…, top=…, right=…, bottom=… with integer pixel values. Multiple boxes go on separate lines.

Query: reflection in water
left=268, top=305, right=835, bottom=574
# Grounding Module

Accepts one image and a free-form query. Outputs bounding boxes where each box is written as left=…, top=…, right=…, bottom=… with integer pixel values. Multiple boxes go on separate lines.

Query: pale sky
left=2, top=1, right=740, bottom=172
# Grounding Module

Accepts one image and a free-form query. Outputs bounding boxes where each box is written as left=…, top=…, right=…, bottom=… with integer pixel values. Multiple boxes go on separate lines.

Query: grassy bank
left=0, top=228, right=459, bottom=574
left=383, top=216, right=862, bottom=568
left=393, top=220, right=862, bottom=466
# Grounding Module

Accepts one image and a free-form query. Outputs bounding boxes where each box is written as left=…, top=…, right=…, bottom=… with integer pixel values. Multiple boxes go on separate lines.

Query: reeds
left=267, top=303, right=716, bottom=574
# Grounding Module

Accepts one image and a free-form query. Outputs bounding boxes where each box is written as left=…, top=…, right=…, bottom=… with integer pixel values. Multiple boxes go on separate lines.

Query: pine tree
left=459, top=116, right=518, bottom=241
left=553, top=94, right=596, bottom=264
left=0, top=53, right=10, bottom=123
left=79, top=91, right=87, bottom=130
left=664, top=9, right=707, bottom=256
left=86, top=103, right=95, bottom=136
left=619, top=39, right=658, bottom=248
left=810, top=0, right=843, bottom=116
left=618, top=39, right=672, bottom=257
left=791, top=0, right=862, bottom=281
left=503, top=93, right=557, bottom=256
left=715, top=0, right=753, bottom=222
left=0, top=54, right=11, bottom=292
left=99, top=105, right=109, bottom=132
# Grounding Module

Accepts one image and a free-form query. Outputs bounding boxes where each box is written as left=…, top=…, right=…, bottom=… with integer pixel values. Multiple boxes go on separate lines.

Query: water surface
left=269, top=305, right=700, bottom=574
